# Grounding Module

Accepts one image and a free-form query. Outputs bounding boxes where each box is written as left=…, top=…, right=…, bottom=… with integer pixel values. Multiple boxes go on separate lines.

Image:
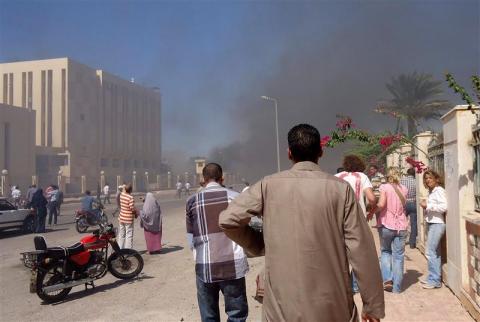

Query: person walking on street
left=220, top=124, right=384, bottom=322
left=187, top=163, right=249, bottom=322
left=420, top=170, right=447, bottom=289
left=103, top=183, right=111, bottom=204
left=140, top=192, right=162, bottom=254
left=31, top=188, right=47, bottom=233
left=375, top=167, right=408, bottom=293
left=47, top=185, right=59, bottom=226
left=401, top=168, right=417, bottom=249
left=185, top=182, right=191, bottom=195
left=11, top=186, right=21, bottom=207
left=26, top=184, right=38, bottom=208
left=56, top=187, right=64, bottom=217
left=176, top=181, right=183, bottom=199
left=335, top=154, right=377, bottom=294
left=118, top=183, right=136, bottom=249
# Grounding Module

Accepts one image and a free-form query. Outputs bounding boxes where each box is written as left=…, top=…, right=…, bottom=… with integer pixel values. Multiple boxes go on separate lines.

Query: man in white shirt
left=11, top=186, right=21, bottom=207
left=103, top=184, right=111, bottom=204
left=176, top=181, right=183, bottom=198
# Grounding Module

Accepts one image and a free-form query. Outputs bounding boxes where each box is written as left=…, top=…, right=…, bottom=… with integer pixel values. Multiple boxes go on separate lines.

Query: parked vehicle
left=75, top=204, right=108, bottom=233
left=21, top=223, right=143, bottom=303
left=0, top=197, right=35, bottom=233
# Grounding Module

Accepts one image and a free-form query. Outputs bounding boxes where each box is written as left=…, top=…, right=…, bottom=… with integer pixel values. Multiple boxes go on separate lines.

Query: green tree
left=377, top=72, right=452, bottom=137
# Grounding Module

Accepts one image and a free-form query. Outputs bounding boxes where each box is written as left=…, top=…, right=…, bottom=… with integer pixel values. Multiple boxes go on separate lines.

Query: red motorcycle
left=21, top=224, right=143, bottom=303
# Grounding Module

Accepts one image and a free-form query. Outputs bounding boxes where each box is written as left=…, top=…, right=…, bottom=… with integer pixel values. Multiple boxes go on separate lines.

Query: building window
left=124, top=160, right=131, bottom=169
left=2, top=74, right=7, bottom=104
left=61, top=69, right=66, bottom=147
left=134, top=160, right=139, bottom=168
left=27, top=72, right=33, bottom=109
left=52, top=155, right=68, bottom=166
left=143, top=160, right=149, bottom=169
left=8, top=73, right=13, bottom=105
left=41, top=70, right=46, bottom=146
left=22, top=72, right=26, bottom=107
left=100, top=158, right=109, bottom=167
left=47, top=70, right=53, bottom=147
left=3, top=123, right=10, bottom=170
left=113, top=159, right=120, bottom=168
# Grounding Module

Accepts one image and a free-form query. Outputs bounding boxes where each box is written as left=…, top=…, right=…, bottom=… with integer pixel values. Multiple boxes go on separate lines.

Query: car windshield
left=0, top=199, right=16, bottom=211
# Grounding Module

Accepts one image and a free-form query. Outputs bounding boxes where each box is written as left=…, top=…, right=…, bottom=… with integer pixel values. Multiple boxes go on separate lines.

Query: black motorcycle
left=75, top=204, right=108, bottom=233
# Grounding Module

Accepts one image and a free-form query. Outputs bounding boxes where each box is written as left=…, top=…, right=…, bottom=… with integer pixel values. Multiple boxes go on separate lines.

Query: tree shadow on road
left=47, top=274, right=155, bottom=306
left=402, top=269, right=423, bottom=291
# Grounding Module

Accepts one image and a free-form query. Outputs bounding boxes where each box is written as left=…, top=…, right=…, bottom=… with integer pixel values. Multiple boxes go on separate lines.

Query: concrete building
left=0, top=103, right=36, bottom=195
left=0, top=58, right=161, bottom=192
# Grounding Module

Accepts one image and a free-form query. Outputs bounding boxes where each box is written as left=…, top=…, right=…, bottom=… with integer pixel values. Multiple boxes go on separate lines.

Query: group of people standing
left=185, top=123, right=448, bottom=322
left=26, top=184, right=64, bottom=233
left=115, top=183, right=163, bottom=254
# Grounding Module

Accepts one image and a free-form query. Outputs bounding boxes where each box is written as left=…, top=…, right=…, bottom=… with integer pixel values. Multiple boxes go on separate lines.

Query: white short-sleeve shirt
left=335, top=171, right=373, bottom=216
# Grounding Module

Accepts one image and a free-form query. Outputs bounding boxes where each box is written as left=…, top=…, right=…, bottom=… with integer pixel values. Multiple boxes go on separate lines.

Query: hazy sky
left=1, top=0, right=478, bottom=179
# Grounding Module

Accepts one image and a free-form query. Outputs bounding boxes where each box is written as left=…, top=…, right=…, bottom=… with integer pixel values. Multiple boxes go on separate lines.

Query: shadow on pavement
left=158, top=245, right=184, bottom=255
left=48, top=274, right=154, bottom=305
left=402, top=269, right=423, bottom=291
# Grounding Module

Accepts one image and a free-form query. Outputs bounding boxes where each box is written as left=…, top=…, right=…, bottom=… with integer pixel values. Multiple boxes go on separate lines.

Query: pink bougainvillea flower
left=336, top=117, right=353, bottom=131
left=405, top=156, right=427, bottom=173
left=320, top=136, right=331, bottom=147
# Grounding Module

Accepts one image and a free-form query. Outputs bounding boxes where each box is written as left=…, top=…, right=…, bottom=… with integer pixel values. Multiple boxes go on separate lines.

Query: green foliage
left=445, top=73, right=480, bottom=113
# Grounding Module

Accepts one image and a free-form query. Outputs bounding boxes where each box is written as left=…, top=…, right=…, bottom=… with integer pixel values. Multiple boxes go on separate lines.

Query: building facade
left=0, top=103, right=36, bottom=195
left=0, top=58, right=161, bottom=192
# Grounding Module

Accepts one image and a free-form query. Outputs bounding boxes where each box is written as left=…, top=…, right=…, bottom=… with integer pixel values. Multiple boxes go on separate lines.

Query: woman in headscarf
left=140, top=192, right=162, bottom=254
left=31, top=188, right=48, bottom=233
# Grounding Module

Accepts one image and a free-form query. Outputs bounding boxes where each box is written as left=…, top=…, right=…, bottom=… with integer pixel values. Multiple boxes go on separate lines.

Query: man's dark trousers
left=196, top=276, right=248, bottom=322
left=406, top=201, right=417, bottom=248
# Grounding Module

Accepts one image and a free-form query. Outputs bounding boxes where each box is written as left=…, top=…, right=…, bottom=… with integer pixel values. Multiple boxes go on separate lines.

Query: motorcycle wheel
left=75, top=218, right=88, bottom=233
left=36, top=262, right=71, bottom=303
left=107, top=249, right=144, bottom=280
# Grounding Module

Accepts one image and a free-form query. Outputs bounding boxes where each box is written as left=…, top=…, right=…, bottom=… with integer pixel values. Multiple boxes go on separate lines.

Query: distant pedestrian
left=118, top=183, right=137, bottom=249
left=140, top=192, right=162, bottom=254
left=220, top=124, right=384, bottom=321
left=187, top=163, right=249, bottom=322
left=176, top=181, right=183, bottom=198
left=420, top=170, right=447, bottom=289
left=368, top=164, right=386, bottom=199
left=375, top=167, right=408, bottom=293
left=103, top=183, right=111, bottom=204
left=56, top=187, right=64, bottom=217
left=401, top=168, right=417, bottom=249
left=47, top=185, right=59, bottom=226
left=185, top=182, right=191, bottom=195
left=26, top=184, right=37, bottom=208
left=11, top=186, right=21, bottom=207
left=31, top=188, right=47, bottom=233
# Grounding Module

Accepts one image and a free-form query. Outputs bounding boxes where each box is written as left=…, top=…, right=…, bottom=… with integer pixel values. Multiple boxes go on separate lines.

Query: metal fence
left=473, top=121, right=480, bottom=212
left=427, top=134, right=445, bottom=178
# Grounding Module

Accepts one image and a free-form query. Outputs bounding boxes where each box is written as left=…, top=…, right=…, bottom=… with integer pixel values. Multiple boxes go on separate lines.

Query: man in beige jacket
left=219, top=124, right=385, bottom=322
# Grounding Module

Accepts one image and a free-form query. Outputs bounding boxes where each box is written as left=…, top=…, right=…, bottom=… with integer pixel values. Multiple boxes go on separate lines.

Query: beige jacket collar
left=291, top=161, right=322, bottom=171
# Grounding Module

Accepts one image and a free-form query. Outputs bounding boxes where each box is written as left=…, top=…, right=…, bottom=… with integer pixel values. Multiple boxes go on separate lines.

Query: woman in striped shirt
left=118, top=183, right=137, bottom=249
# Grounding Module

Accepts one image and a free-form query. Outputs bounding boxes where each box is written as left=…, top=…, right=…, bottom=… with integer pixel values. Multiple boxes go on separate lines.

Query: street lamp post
left=261, top=96, right=281, bottom=172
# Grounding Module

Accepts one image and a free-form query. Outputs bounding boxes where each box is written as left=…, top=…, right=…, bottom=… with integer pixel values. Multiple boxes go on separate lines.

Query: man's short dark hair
left=287, top=124, right=321, bottom=162
left=343, top=155, right=366, bottom=172
left=336, top=167, right=344, bottom=174
left=85, top=190, right=91, bottom=195
left=407, top=168, right=416, bottom=177
left=203, top=163, right=223, bottom=182
left=125, top=183, right=133, bottom=194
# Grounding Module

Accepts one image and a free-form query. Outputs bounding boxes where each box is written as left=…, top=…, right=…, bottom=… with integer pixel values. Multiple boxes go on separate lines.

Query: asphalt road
left=0, top=191, right=264, bottom=321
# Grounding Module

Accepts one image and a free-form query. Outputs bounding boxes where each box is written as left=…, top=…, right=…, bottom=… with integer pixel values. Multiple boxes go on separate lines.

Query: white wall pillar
left=441, top=106, right=478, bottom=295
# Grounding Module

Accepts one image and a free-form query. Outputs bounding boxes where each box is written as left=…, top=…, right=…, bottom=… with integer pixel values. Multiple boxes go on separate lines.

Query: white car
left=0, top=197, right=35, bottom=233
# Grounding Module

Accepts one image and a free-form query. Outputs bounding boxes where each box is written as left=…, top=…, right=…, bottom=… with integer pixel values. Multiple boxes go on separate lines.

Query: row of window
left=100, top=158, right=156, bottom=169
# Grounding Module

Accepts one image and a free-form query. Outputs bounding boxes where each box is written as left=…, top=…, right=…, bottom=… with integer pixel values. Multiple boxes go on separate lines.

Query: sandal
left=383, top=280, right=393, bottom=292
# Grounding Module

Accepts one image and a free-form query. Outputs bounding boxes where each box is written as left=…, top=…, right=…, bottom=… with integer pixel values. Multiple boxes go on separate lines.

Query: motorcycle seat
left=46, top=243, right=86, bottom=259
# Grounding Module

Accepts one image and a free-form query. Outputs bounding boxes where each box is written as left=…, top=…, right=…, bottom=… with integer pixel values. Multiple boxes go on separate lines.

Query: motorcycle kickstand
left=85, top=281, right=95, bottom=290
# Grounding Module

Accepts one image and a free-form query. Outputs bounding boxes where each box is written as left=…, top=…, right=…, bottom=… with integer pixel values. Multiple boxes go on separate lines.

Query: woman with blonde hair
left=375, top=167, right=408, bottom=293
left=420, top=170, right=447, bottom=289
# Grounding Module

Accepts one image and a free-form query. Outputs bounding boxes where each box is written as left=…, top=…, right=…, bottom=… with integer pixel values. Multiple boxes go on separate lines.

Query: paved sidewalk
left=354, top=229, right=474, bottom=322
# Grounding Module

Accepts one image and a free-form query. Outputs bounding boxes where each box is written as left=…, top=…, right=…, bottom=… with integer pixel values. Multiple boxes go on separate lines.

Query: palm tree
left=376, top=72, right=452, bottom=137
